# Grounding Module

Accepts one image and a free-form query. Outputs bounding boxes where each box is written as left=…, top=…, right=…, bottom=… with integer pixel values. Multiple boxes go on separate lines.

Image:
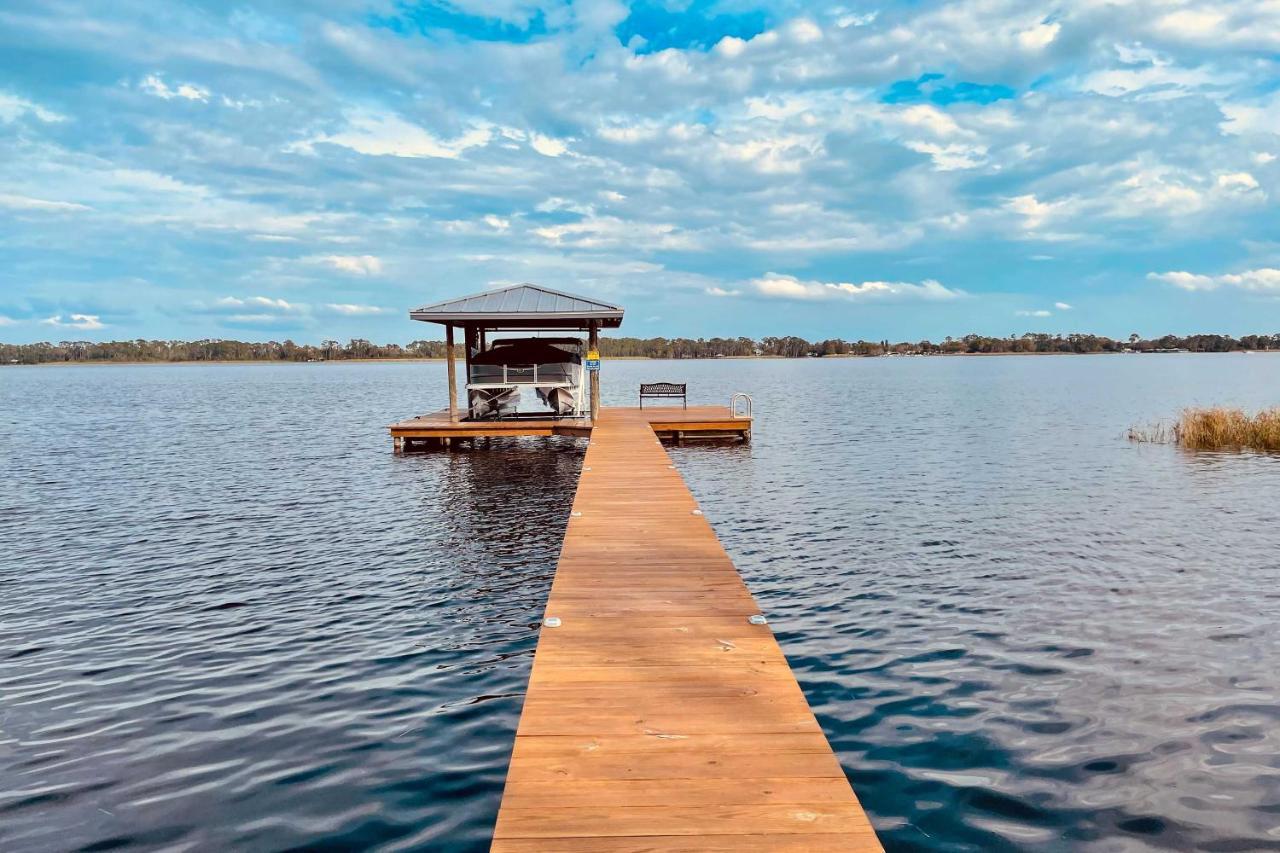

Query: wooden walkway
left=492, top=408, right=882, bottom=851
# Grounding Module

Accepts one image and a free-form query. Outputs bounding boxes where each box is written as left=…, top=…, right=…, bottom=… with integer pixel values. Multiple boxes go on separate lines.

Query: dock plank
left=491, top=408, right=881, bottom=851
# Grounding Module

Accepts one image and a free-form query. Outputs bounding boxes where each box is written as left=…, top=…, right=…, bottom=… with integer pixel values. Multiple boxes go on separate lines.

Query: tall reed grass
left=1129, top=407, right=1280, bottom=452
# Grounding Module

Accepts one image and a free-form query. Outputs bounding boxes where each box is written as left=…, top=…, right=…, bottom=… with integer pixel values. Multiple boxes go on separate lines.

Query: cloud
left=904, top=141, right=988, bottom=171
left=317, top=254, right=382, bottom=275
left=705, top=286, right=741, bottom=297
left=1216, top=172, right=1260, bottom=192
left=0, top=193, right=90, bottom=212
left=752, top=273, right=964, bottom=302
left=529, top=133, right=568, bottom=157
left=836, top=11, right=877, bottom=28
left=196, top=295, right=309, bottom=327
left=1017, top=21, right=1060, bottom=50
left=1054, top=301, right=1072, bottom=310
left=0, top=91, right=64, bottom=123
left=323, top=303, right=388, bottom=315
left=1016, top=309, right=1052, bottom=317
left=139, top=74, right=210, bottom=102
left=41, top=314, right=105, bottom=330
left=0, top=315, right=19, bottom=327
left=532, top=217, right=696, bottom=250
left=1005, top=194, right=1070, bottom=230
left=787, top=19, right=823, bottom=44
left=1149, top=268, right=1280, bottom=292
left=296, top=109, right=491, bottom=159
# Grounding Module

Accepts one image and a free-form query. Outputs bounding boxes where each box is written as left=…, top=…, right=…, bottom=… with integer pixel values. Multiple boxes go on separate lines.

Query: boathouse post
left=588, top=320, right=600, bottom=422
left=445, top=323, right=458, bottom=422
left=463, top=324, right=477, bottom=418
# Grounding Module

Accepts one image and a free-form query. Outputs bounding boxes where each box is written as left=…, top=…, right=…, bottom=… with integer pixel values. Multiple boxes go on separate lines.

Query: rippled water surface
left=3, top=356, right=1280, bottom=852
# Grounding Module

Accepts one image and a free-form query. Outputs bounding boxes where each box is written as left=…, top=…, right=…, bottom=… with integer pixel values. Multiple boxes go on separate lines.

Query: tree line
left=4, top=332, right=1280, bottom=365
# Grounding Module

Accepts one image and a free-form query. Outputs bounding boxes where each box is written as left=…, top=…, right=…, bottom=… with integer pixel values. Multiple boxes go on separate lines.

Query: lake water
left=2, top=356, right=1279, bottom=852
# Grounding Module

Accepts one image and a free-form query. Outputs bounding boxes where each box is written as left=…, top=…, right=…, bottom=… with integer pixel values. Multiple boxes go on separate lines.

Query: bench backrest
left=640, top=383, right=686, bottom=396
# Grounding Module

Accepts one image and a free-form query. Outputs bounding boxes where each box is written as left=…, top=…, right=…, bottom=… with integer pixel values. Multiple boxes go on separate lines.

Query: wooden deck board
left=491, top=408, right=881, bottom=851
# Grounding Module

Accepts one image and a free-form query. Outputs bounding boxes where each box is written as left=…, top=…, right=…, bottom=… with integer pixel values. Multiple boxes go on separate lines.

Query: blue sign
left=586, top=358, right=601, bottom=371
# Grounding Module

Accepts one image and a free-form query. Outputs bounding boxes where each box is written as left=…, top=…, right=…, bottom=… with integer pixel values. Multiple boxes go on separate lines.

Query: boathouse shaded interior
left=409, top=283, right=624, bottom=423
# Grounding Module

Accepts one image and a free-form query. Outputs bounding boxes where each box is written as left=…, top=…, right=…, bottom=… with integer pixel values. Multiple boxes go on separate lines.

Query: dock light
left=692, top=509, right=703, bottom=516
left=544, top=617, right=562, bottom=628
left=748, top=614, right=768, bottom=625
left=571, top=511, right=583, bottom=517
left=583, top=467, right=592, bottom=471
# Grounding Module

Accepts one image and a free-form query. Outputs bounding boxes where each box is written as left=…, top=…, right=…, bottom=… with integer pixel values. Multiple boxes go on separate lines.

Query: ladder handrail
left=730, top=392, right=753, bottom=419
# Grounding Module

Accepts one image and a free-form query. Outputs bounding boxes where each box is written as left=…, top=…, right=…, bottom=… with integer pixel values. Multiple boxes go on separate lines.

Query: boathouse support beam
left=463, top=324, right=476, bottom=418
left=588, top=320, right=600, bottom=422
left=445, top=324, right=458, bottom=422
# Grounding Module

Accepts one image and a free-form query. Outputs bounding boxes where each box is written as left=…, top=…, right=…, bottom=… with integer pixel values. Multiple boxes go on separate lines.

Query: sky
left=1, top=0, right=1279, bottom=345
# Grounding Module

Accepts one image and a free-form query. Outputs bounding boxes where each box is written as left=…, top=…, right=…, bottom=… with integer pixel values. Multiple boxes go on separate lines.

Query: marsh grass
left=1129, top=407, right=1280, bottom=452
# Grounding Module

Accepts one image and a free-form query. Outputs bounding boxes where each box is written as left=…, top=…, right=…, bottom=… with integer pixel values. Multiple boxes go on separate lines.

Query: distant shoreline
left=7, top=351, right=1278, bottom=367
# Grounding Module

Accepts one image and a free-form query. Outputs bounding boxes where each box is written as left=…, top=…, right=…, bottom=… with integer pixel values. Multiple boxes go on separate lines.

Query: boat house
left=389, top=283, right=751, bottom=449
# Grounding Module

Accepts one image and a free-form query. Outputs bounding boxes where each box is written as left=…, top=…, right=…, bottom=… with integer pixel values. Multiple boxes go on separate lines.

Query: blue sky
left=1, top=0, right=1279, bottom=344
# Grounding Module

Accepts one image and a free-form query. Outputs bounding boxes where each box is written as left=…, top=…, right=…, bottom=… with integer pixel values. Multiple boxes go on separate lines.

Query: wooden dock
left=390, top=405, right=751, bottom=449
left=491, top=408, right=881, bottom=851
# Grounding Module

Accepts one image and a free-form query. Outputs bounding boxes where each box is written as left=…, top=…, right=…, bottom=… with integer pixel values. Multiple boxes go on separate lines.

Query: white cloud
left=905, top=141, right=988, bottom=171
left=41, top=313, right=105, bottom=330
left=532, top=216, right=696, bottom=250
left=1154, top=9, right=1227, bottom=41
left=324, top=303, right=387, bottom=315
left=1254, top=152, right=1277, bottom=165
left=298, top=110, right=491, bottom=159
left=0, top=91, right=64, bottom=123
left=787, top=19, right=824, bottom=44
left=1216, top=171, right=1259, bottom=191
left=1149, top=268, right=1280, bottom=292
left=1078, top=64, right=1221, bottom=97
left=835, top=11, right=878, bottom=28
left=483, top=214, right=510, bottom=231
left=1054, top=301, right=1073, bottom=310
left=752, top=273, right=963, bottom=302
left=1006, top=194, right=1068, bottom=229
left=705, top=286, right=741, bottom=297
left=0, top=315, right=19, bottom=326
left=714, top=35, right=749, bottom=57
left=318, top=254, right=382, bottom=275
left=215, top=295, right=303, bottom=311
left=530, top=133, right=568, bottom=157
left=139, top=74, right=210, bottom=102
left=0, top=193, right=90, bottom=212
left=1016, top=309, right=1052, bottom=317
left=897, top=105, right=965, bottom=138
left=1114, top=167, right=1204, bottom=216
left=1017, top=21, right=1060, bottom=50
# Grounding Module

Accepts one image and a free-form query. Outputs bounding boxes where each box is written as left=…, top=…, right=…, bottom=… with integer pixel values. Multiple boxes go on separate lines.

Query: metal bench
left=639, top=382, right=687, bottom=409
